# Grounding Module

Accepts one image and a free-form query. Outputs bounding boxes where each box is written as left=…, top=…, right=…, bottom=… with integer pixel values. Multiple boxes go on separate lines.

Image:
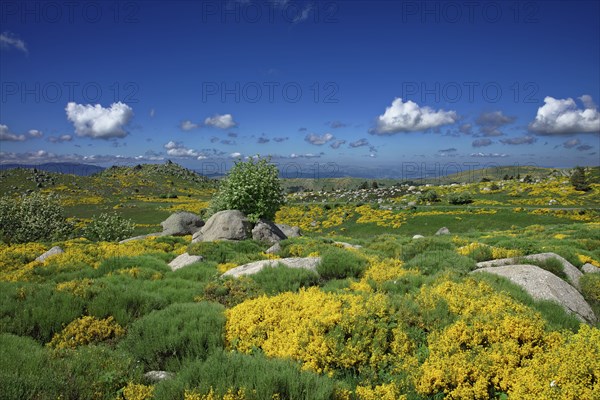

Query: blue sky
left=1, top=0, right=599, bottom=178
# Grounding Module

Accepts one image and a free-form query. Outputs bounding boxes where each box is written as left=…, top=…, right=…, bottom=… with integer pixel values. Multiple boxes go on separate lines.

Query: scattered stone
left=192, top=210, right=252, bottom=243
left=334, top=241, right=362, bottom=249
left=119, top=232, right=163, bottom=244
left=472, top=264, right=596, bottom=324
left=476, top=252, right=583, bottom=289
left=407, top=201, right=417, bottom=207
left=275, top=223, right=302, bottom=238
left=265, top=242, right=282, bottom=254
left=412, top=234, right=424, bottom=239
left=222, top=257, right=321, bottom=278
left=35, top=246, right=63, bottom=262
left=252, top=220, right=287, bottom=244
left=160, top=211, right=204, bottom=236
left=144, top=371, right=174, bottom=382
left=168, top=252, right=203, bottom=271
left=435, top=227, right=450, bottom=235
left=582, top=263, right=600, bottom=274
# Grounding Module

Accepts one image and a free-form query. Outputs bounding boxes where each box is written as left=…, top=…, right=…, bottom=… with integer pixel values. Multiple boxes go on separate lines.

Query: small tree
left=0, top=192, right=73, bottom=243
left=84, top=212, right=135, bottom=242
left=570, top=166, right=591, bottom=192
left=448, top=192, right=473, bottom=205
left=208, top=156, right=284, bottom=221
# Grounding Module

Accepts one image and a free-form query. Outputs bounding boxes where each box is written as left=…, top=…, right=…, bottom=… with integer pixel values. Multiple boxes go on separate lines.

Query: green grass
left=251, top=265, right=320, bottom=295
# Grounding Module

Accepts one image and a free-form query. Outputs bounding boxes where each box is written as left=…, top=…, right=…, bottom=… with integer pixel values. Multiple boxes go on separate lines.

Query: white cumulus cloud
left=163, top=141, right=199, bottom=158
left=529, top=95, right=600, bottom=135
left=305, top=132, right=334, bottom=145
left=180, top=120, right=199, bottom=131
left=66, top=102, right=133, bottom=139
left=204, top=114, right=237, bottom=129
left=0, top=124, right=25, bottom=141
left=371, top=98, right=458, bottom=134
left=230, top=152, right=242, bottom=158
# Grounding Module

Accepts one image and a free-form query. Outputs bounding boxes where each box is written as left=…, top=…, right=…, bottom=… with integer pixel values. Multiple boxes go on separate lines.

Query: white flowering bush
left=84, top=212, right=135, bottom=242
left=208, top=156, right=284, bottom=221
left=0, top=192, right=73, bottom=244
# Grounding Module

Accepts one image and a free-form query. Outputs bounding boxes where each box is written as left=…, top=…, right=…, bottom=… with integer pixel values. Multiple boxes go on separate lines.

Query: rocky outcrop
left=476, top=252, right=583, bottom=289
left=472, top=264, right=596, bottom=324
left=334, top=241, right=362, bottom=250
left=275, top=223, right=301, bottom=238
left=252, top=220, right=287, bottom=244
left=221, top=257, right=321, bottom=278
left=35, top=246, right=63, bottom=262
left=192, top=210, right=252, bottom=243
left=160, top=212, right=204, bottom=236
left=265, top=242, right=282, bottom=254
left=168, top=253, right=203, bottom=271
left=144, top=371, right=174, bottom=382
left=412, top=234, right=424, bottom=239
left=582, top=263, right=600, bottom=274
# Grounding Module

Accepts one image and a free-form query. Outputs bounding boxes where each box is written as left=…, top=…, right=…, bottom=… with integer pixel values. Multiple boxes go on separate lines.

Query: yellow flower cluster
left=225, top=287, right=416, bottom=376
left=457, top=242, right=521, bottom=260
left=508, top=324, right=600, bottom=399
left=60, top=195, right=105, bottom=206
left=473, top=199, right=504, bottom=206
left=0, top=242, right=47, bottom=278
left=578, top=254, right=600, bottom=267
left=184, top=388, right=249, bottom=400
left=275, top=205, right=327, bottom=232
left=48, top=315, right=125, bottom=349
left=118, top=383, right=154, bottom=400
left=55, top=278, right=96, bottom=298
left=355, top=205, right=405, bottom=228
left=355, top=383, right=407, bottom=400
left=351, top=257, right=420, bottom=292
left=217, top=263, right=238, bottom=274
left=528, top=208, right=596, bottom=222
left=160, top=200, right=210, bottom=214
left=413, top=279, right=590, bottom=399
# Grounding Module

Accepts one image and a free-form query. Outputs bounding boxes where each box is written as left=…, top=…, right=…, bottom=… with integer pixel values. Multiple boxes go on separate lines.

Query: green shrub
left=55, top=345, right=139, bottom=400
left=84, top=212, right=135, bottom=242
left=522, top=257, right=568, bottom=281
left=417, top=190, right=440, bottom=204
left=188, top=240, right=265, bottom=265
left=153, top=350, right=339, bottom=400
left=448, top=192, right=473, bottom=205
left=251, top=265, right=320, bottom=295
left=120, top=302, right=225, bottom=371
left=399, top=236, right=454, bottom=262
left=404, top=250, right=475, bottom=276
left=581, top=273, right=600, bottom=317
left=0, top=282, right=85, bottom=343
left=86, top=278, right=169, bottom=326
left=0, top=334, right=59, bottom=400
left=208, top=156, right=284, bottom=220
left=0, top=193, right=73, bottom=244
left=201, top=277, right=263, bottom=308
left=317, top=247, right=368, bottom=280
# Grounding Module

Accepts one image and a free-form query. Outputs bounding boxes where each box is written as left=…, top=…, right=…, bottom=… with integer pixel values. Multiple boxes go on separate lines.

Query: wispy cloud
left=0, top=32, right=28, bottom=54
left=305, top=132, right=334, bottom=145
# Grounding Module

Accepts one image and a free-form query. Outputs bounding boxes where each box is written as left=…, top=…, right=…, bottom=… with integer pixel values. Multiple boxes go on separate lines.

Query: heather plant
left=208, top=156, right=284, bottom=221
left=152, top=350, right=340, bottom=400
left=200, top=277, right=264, bottom=308
left=120, top=302, right=226, bottom=371
left=250, top=264, right=320, bottom=295
left=0, top=193, right=73, bottom=244
left=447, top=192, right=474, bottom=205
left=84, top=212, right=136, bottom=242
left=317, top=247, right=368, bottom=280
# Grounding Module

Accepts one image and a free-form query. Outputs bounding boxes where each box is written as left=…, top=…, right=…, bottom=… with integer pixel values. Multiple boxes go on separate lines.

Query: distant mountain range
left=0, top=162, right=105, bottom=176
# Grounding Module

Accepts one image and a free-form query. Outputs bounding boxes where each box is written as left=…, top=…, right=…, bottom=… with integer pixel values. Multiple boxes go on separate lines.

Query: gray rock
left=265, top=242, right=282, bottom=254
left=160, top=212, right=204, bottom=236
left=435, top=227, right=450, bottom=235
left=168, top=252, right=203, bottom=271
left=144, top=371, right=174, bottom=382
left=118, top=232, right=163, bottom=244
left=582, top=263, right=600, bottom=274
left=407, top=201, right=417, bottom=207
left=472, top=264, right=596, bottom=324
left=252, top=220, right=287, bottom=244
left=275, top=223, right=302, bottom=238
left=334, top=241, right=362, bottom=249
left=476, top=252, right=583, bottom=289
left=35, top=246, right=63, bottom=262
left=412, top=234, right=425, bottom=239
left=191, top=210, right=252, bottom=243
left=222, top=257, right=321, bottom=278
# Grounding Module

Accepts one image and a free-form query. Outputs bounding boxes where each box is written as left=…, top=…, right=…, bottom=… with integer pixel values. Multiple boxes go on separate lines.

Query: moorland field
left=0, top=162, right=599, bottom=400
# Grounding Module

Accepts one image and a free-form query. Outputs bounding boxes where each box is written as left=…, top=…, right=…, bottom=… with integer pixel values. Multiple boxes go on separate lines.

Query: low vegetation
left=0, top=162, right=599, bottom=399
